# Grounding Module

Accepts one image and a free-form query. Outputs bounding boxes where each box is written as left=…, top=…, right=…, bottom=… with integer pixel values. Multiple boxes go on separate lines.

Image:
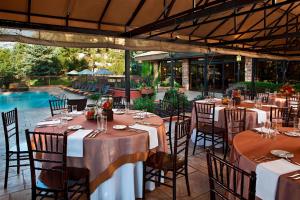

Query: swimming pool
left=0, top=91, right=55, bottom=112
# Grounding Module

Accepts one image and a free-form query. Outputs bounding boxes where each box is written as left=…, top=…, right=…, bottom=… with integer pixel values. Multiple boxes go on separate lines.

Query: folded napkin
left=253, top=127, right=275, bottom=134
left=249, top=108, right=267, bottom=124
left=256, top=159, right=300, bottom=200
left=128, top=124, right=158, bottom=149
left=212, top=106, right=225, bottom=122
left=36, top=120, right=61, bottom=127
left=67, top=129, right=93, bottom=157
left=68, top=111, right=83, bottom=116
left=243, top=100, right=254, bottom=103
left=195, top=100, right=208, bottom=103
left=262, top=105, right=278, bottom=108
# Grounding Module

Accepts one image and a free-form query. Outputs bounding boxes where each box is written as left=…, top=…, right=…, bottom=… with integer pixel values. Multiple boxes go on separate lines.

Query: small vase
left=232, top=97, right=241, bottom=106
left=102, top=109, right=113, bottom=121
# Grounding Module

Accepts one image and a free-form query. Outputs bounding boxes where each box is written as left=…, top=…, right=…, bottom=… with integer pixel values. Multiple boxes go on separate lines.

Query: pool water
left=0, top=91, right=54, bottom=112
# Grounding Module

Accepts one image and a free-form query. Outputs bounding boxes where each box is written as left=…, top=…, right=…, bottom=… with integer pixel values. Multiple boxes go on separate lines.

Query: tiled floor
left=0, top=146, right=213, bottom=200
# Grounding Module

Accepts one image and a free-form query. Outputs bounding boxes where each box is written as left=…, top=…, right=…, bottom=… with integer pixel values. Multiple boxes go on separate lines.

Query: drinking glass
left=125, top=102, right=130, bottom=114
left=102, top=115, right=107, bottom=133
left=72, top=105, right=77, bottom=112
left=97, top=115, right=102, bottom=131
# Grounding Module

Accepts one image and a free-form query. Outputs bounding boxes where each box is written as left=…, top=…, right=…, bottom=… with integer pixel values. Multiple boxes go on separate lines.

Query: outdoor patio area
left=0, top=1, right=300, bottom=200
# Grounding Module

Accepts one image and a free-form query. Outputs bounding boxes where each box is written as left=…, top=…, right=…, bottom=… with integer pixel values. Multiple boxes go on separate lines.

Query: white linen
left=129, top=124, right=158, bottom=149
left=262, top=105, right=278, bottom=108
left=68, top=111, right=84, bottom=116
left=249, top=108, right=267, bottom=124
left=212, top=106, right=225, bottom=122
left=256, top=159, right=300, bottom=200
left=243, top=100, right=254, bottom=103
left=67, top=129, right=93, bottom=157
left=91, top=161, right=155, bottom=200
left=36, top=119, right=61, bottom=126
left=253, top=127, right=275, bottom=134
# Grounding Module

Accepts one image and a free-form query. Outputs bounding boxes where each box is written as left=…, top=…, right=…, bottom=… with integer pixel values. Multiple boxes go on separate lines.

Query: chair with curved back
left=224, top=108, right=246, bottom=159
left=25, top=130, right=90, bottom=200
left=142, top=118, right=191, bottom=200
left=270, top=107, right=290, bottom=127
left=257, top=93, right=269, bottom=103
left=206, top=149, right=256, bottom=200
left=49, top=99, right=67, bottom=116
left=67, top=98, right=88, bottom=111
left=193, top=102, right=225, bottom=155
left=1, top=108, right=29, bottom=188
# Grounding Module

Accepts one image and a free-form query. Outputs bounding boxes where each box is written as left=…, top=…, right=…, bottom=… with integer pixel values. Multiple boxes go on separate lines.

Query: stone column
left=244, top=57, right=253, bottom=82
left=182, top=59, right=190, bottom=90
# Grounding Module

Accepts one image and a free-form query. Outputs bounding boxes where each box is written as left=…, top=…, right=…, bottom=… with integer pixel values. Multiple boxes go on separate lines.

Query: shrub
left=133, top=96, right=155, bottom=112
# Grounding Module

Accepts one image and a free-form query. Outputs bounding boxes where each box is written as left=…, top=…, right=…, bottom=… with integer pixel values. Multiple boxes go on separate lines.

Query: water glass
left=97, top=115, right=102, bottom=131
left=102, top=115, right=107, bottom=133
left=125, top=103, right=130, bottom=114
left=72, top=105, right=78, bottom=112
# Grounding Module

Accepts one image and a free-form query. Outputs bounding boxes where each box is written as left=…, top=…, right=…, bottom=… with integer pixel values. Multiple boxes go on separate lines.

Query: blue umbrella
left=94, top=68, right=113, bottom=75
left=78, top=69, right=93, bottom=75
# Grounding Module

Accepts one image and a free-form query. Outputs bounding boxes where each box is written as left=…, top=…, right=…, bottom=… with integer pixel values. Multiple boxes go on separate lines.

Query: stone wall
left=182, top=59, right=189, bottom=90
left=245, top=57, right=253, bottom=82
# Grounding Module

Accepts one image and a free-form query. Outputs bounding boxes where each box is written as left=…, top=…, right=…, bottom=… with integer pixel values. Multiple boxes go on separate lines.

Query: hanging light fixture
left=236, top=55, right=242, bottom=62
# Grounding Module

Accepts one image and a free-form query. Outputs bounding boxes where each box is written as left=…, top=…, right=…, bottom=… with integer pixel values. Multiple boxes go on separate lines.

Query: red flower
left=102, top=101, right=112, bottom=109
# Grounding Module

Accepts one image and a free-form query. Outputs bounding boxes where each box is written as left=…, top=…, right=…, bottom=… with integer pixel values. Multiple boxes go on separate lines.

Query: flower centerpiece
left=279, top=84, right=295, bottom=97
left=232, top=89, right=241, bottom=105
left=101, top=98, right=113, bottom=121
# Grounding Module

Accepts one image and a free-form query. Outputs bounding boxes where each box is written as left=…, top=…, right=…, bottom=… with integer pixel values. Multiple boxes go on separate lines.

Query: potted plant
left=133, top=97, right=155, bottom=112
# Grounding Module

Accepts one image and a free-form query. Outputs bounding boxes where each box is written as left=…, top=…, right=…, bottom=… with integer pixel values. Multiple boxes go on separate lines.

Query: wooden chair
left=257, top=93, right=269, bottom=103
left=224, top=108, right=246, bottom=159
left=49, top=99, right=67, bottom=116
left=112, top=96, right=127, bottom=109
left=67, top=98, right=87, bottom=111
left=1, top=108, right=29, bottom=188
left=206, top=150, right=256, bottom=200
left=25, top=130, right=90, bottom=200
left=142, top=118, right=191, bottom=200
left=270, top=107, right=290, bottom=127
left=193, top=102, right=225, bottom=155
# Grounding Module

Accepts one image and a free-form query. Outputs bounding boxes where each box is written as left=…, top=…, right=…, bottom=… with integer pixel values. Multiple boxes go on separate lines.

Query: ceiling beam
left=122, top=0, right=263, bottom=37
left=98, top=0, right=111, bottom=29
left=126, top=0, right=146, bottom=26
left=213, top=32, right=300, bottom=46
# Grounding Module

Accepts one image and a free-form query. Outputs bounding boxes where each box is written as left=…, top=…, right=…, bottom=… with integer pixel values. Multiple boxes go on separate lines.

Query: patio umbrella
left=66, top=70, right=79, bottom=75
left=78, top=69, right=93, bottom=75
left=94, top=68, right=113, bottom=75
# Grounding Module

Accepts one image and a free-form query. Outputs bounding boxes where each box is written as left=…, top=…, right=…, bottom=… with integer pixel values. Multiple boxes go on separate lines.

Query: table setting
left=33, top=103, right=167, bottom=200
left=232, top=124, right=300, bottom=200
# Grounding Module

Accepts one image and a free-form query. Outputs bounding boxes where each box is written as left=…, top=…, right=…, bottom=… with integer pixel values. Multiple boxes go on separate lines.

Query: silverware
left=288, top=173, right=300, bottom=178
left=91, top=130, right=101, bottom=138
left=293, top=176, right=300, bottom=180
left=85, top=131, right=95, bottom=138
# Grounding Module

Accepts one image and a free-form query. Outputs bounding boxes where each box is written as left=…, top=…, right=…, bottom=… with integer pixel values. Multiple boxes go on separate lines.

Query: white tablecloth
left=91, top=161, right=155, bottom=200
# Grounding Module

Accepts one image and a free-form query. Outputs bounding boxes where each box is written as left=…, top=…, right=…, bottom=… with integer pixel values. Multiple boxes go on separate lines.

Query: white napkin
left=67, top=129, right=93, bottom=157
left=253, top=127, right=275, bottom=134
left=243, top=100, right=254, bottom=103
left=262, top=105, right=278, bottom=108
left=249, top=108, right=267, bottom=124
left=128, top=124, right=158, bottom=149
left=68, top=111, right=83, bottom=116
left=211, top=106, right=225, bottom=122
left=36, top=120, right=61, bottom=127
left=256, top=159, right=300, bottom=200
left=195, top=100, right=208, bottom=103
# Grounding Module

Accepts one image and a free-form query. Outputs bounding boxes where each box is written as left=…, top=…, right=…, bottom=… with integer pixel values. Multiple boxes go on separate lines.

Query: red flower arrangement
left=232, top=89, right=241, bottom=98
left=279, top=84, right=295, bottom=97
left=102, top=100, right=112, bottom=110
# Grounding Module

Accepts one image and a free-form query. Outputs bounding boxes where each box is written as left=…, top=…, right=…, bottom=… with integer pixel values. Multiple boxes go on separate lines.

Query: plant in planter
left=133, top=97, right=155, bottom=113
left=88, top=93, right=101, bottom=104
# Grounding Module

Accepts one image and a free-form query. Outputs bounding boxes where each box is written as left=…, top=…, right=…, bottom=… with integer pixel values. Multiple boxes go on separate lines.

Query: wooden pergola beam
left=126, top=0, right=146, bottom=26
left=123, top=0, right=263, bottom=37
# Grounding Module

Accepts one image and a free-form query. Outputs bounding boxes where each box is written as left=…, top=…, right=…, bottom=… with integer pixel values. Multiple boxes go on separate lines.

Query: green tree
left=23, top=45, right=62, bottom=76
left=57, top=48, right=87, bottom=72
left=0, top=48, right=14, bottom=87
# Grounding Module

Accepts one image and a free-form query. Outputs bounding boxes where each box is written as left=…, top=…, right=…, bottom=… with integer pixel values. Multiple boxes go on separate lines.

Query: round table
left=232, top=127, right=300, bottom=200
left=35, top=111, right=167, bottom=200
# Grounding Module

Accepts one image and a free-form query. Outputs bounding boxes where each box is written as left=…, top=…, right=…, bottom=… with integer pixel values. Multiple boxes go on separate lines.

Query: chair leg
left=142, top=162, right=146, bottom=200
left=192, top=132, right=198, bottom=155
left=168, top=132, right=173, bottom=155
left=86, top=174, right=90, bottom=200
left=211, top=134, right=215, bottom=152
left=17, top=152, right=20, bottom=174
left=184, top=167, right=191, bottom=196
left=203, top=133, right=206, bottom=149
left=4, top=154, right=9, bottom=189
left=157, top=170, right=161, bottom=187
left=172, top=171, right=176, bottom=200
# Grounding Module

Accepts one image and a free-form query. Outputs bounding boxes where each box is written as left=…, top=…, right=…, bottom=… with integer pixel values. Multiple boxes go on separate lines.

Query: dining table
left=34, top=110, right=167, bottom=200
left=231, top=127, right=300, bottom=200
left=190, top=98, right=273, bottom=147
